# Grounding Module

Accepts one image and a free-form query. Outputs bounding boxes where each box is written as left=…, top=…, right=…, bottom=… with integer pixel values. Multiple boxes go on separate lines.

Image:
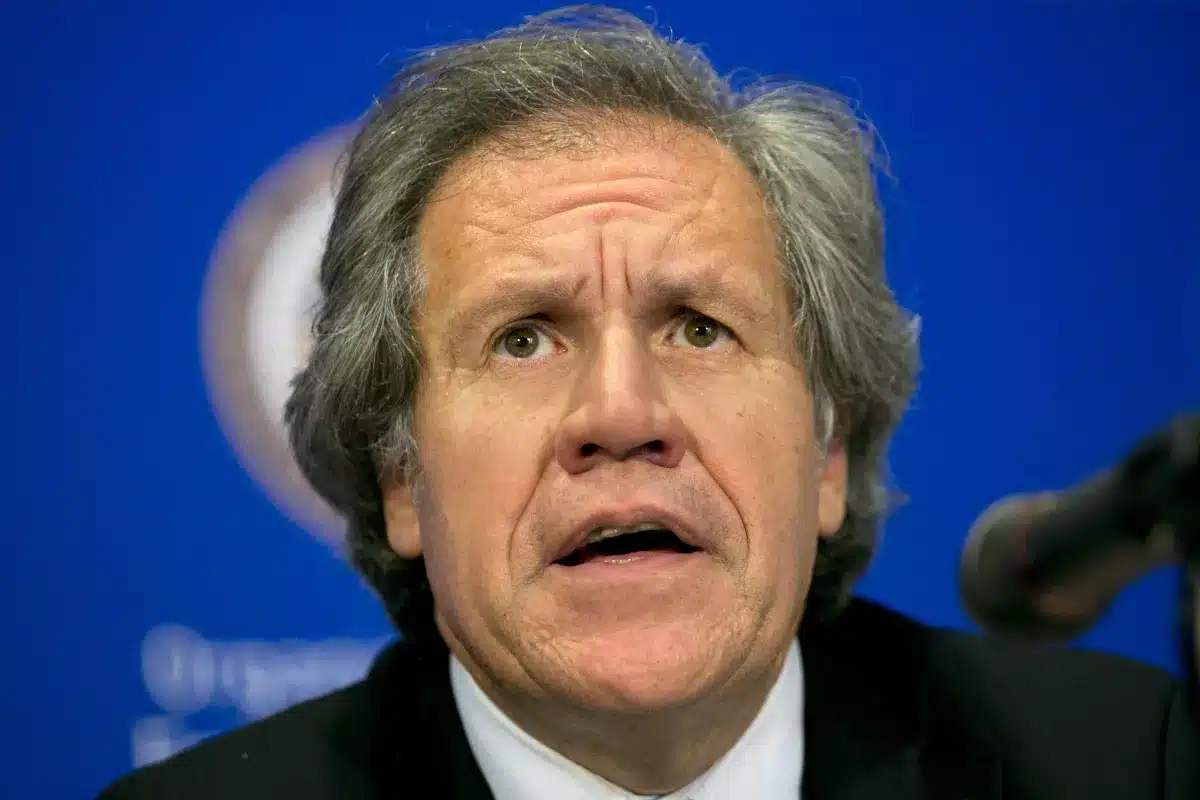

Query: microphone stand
left=1146, top=414, right=1200, bottom=713
left=1183, top=564, right=1198, bottom=716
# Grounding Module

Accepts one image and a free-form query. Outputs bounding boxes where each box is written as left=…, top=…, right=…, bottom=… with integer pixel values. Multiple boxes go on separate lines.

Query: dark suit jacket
left=97, top=598, right=1198, bottom=799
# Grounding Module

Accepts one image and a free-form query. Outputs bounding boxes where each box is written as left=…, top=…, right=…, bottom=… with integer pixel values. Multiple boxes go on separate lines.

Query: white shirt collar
left=450, top=641, right=804, bottom=800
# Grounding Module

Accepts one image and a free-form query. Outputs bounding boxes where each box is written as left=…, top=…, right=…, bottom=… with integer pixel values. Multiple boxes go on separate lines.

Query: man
left=100, top=7, right=1197, bottom=799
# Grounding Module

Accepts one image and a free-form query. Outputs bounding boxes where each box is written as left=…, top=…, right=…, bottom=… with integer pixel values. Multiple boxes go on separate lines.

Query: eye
left=671, top=313, right=733, bottom=349
left=492, top=323, right=555, bottom=360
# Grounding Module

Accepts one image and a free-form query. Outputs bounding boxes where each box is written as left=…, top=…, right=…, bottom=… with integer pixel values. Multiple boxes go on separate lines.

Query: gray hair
left=286, top=5, right=919, bottom=641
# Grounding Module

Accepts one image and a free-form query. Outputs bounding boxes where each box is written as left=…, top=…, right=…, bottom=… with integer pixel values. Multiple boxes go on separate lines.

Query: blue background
left=2, top=2, right=1197, bottom=798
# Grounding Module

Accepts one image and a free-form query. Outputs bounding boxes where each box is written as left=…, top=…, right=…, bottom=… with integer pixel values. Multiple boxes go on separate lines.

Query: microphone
left=958, top=414, right=1200, bottom=641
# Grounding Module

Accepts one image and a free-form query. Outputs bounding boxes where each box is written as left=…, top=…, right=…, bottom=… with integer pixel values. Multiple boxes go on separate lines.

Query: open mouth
left=556, top=527, right=701, bottom=567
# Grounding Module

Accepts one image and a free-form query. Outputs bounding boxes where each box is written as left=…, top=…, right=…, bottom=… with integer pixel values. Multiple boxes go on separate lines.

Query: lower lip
left=548, top=549, right=705, bottom=582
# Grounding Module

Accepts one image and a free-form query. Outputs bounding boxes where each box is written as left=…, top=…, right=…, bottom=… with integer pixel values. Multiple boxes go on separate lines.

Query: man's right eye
left=492, top=324, right=554, bottom=360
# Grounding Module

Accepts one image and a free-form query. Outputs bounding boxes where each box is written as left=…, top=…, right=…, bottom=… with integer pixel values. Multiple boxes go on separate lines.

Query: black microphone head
left=958, top=494, right=1095, bottom=642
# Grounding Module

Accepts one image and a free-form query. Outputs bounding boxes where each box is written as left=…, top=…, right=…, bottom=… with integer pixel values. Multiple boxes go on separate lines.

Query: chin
left=547, top=622, right=741, bottom=712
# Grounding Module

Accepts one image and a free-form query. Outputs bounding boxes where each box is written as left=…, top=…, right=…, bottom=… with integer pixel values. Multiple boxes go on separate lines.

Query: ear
left=817, top=440, right=848, bottom=538
left=380, top=465, right=422, bottom=558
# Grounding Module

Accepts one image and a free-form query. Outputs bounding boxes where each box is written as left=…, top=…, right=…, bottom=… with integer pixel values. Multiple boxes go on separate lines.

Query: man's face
left=382, top=117, right=847, bottom=712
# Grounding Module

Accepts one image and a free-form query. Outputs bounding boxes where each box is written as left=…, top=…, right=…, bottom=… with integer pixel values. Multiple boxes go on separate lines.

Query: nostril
left=568, top=438, right=677, bottom=466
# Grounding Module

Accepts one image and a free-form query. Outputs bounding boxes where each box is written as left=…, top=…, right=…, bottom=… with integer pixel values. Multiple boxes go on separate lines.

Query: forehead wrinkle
left=523, top=175, right=698, bottom=222
left=649, top=161, right=723, bottom=265
left=460, top=179, right=706, bottom=240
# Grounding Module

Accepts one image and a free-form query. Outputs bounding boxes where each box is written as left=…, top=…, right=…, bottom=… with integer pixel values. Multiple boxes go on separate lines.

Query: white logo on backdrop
left=200, top=126, right=355, bottom=548
left=133, top=625, right=386, bottom=767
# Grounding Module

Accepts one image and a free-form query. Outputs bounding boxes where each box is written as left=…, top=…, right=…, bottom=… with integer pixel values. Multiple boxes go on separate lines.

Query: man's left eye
left=672, top=313, right=732, bottom=349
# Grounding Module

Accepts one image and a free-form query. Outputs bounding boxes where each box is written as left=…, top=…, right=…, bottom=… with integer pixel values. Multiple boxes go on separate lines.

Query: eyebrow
left=635, top=266, right=770, bottom=326
left=443, top=272, right=589, bottom=347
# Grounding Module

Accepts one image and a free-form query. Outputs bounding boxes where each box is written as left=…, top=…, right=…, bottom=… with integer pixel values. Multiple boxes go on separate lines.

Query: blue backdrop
left=3, top=3, right=1197, bottom=798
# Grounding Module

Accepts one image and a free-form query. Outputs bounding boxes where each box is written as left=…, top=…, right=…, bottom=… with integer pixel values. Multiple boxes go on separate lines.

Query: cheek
left=414, top=475, right=512, bottom=626
left=748, top=423, right=821, bottom=552
left=729, top=402, right=822, bottom=618
left=685, top=381, right=819, bottom=561
left=434, top=394, right=557, bottom=503
left=416, top=394, right=556, bottom=578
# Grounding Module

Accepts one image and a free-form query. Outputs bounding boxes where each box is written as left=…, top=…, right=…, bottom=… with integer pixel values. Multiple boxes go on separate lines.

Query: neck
left=470, top=652, right=788, bottom=795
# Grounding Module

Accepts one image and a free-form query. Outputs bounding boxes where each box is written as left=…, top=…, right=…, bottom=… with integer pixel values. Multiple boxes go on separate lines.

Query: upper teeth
left=585, top=522, right=666, bottom=545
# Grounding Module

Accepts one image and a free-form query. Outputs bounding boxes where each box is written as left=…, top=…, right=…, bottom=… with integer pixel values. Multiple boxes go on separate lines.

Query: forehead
left=416, top=115, right=781, bottom=301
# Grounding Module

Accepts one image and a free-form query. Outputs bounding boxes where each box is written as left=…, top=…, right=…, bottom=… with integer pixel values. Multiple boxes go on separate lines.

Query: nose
left=555, top=325, right=688, bottom=474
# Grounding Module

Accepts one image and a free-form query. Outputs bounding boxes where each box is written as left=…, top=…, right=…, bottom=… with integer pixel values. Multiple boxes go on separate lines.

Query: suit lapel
left=359, top=634, right=495, bottom=799
left=799, top=599, right=1001, bottom=800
